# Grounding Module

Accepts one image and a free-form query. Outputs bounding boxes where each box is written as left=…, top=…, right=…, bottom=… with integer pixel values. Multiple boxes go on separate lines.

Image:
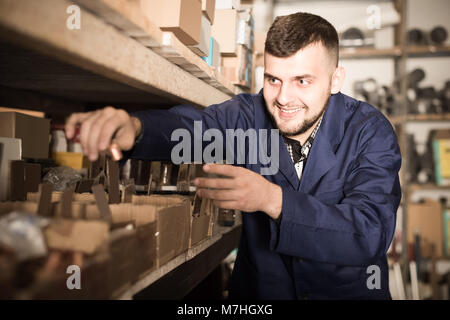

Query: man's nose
left=276, top=83, right=295, bottom=106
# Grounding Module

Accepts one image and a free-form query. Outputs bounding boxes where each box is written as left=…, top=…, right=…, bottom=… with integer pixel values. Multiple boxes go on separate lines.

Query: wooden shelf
left=388, top=113, right=450, bottom=125
left=339, top=47, right=402, bottom=59
left=73, top=0, right=242, bottom=96
left=406, top=45, right=450, bottom=58
left=408, top=184, right=450, bottom=192
left=339, top=45, right=450, bottom=59
left=0, top=0, right=237, bottom=110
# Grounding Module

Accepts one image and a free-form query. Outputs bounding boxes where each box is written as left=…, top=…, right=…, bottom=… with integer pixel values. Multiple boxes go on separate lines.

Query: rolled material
left=430, top=26, right=448, bottom=45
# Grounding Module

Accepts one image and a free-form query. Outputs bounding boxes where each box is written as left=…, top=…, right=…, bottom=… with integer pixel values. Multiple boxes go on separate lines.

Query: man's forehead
left=264, top=44, right=332, bottom=77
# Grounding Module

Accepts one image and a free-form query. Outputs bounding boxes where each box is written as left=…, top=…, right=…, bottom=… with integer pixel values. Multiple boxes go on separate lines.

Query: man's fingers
left=203, top=164, right=241, bottom=178
left=87, top=111, right=116, bottom=160
left=79, top=111, right=102, bottom=156
left=97, top=114, right=131, bottom=152
left=194, top=177, right=235, bottom=190
left=65, top=112, right=93, bottom=139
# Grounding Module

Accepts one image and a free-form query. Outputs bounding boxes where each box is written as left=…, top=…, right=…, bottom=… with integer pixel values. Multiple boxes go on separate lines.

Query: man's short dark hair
left=265, top=12, right=339, bottom=66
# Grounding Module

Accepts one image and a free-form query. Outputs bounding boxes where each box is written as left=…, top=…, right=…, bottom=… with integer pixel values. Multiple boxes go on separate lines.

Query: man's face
left=263, top=42, right=336, bottom=137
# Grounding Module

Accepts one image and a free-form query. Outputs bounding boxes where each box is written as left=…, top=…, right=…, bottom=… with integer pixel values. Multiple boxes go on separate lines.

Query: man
left=66, top=12, right=401, bottom=299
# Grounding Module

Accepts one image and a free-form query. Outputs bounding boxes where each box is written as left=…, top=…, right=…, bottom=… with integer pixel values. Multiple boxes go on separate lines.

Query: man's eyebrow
left=263, top=72, right=279, bottom=79
left=263, top=72, right=316, bottom=80
left=293, top=74, right=316, bottom=80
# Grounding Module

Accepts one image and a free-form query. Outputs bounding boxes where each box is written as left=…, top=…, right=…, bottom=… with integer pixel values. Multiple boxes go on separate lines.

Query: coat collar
left=258, top=91, right=346, bottom=192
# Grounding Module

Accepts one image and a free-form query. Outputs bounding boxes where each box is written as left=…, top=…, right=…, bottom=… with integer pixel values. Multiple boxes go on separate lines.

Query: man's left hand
left=194, top=164, right=282, bottom=220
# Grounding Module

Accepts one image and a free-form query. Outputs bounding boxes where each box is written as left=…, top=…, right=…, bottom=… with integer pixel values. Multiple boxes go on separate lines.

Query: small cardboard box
left=190, top=13, right=212, bottom=57
left=444, top=207, right=450, bottom=257
left=432, top=130, right=450, bottom=186
left=141, top=0, right=202, bottom=45
left=189, top=196, right=212, bottom=247
left=44, top=219, right=110, bottom=255
left=0, top=137, right=22, bottom=201
left=0, top=112, right=50, bottom=159
left=211, top=9, right=238, bottom=56
left=132, top=195, right=190, bottom=267
left=108, top=217, right=157, bottom=294
left=202, top=37, right=221, bottom=68
left=407, top=199, right=444, bottom=257
left=202, top=0, right=216, bottom=24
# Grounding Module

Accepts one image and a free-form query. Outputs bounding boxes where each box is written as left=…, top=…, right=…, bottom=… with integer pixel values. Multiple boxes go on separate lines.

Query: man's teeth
left=280, top=108, right=300, bottom=113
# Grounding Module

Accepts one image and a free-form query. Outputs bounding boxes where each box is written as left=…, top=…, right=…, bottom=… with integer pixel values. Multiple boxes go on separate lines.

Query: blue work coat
left=128, top=91, right=402, bottom=300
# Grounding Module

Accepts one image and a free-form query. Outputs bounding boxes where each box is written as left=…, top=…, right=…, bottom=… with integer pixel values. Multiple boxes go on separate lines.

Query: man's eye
left=298, top=79, right=310, bottom=85
left=268, top=78, right=279, bottom=84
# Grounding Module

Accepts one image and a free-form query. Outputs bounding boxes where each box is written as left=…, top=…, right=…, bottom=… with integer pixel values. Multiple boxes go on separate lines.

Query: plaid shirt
left=283, top=116, right=323, bottom=180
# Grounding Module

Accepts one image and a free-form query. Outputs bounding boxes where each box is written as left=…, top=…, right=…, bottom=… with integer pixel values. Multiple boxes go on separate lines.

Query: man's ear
left=330, top=66, right=346, bottom=94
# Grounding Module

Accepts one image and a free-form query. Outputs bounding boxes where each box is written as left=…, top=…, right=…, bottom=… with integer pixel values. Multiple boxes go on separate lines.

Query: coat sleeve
left=270, top=117, right=402, bottom=267
left=122, top=95, right=254, bottom=161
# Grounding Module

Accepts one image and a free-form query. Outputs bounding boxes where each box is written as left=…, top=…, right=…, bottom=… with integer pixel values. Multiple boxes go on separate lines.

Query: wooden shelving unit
left=388, top=113, right=450, bottom=125
left=0, top=0, right=242, bottom=112
left=340, top=46, right=402, bottom=59
left=340, top=45, right=450, bottom=59
left=0, top=0, right=246, bottom=299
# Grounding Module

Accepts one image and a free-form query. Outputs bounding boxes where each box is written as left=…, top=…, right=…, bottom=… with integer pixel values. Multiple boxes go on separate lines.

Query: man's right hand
left=65, top=106, right=142, bottom=161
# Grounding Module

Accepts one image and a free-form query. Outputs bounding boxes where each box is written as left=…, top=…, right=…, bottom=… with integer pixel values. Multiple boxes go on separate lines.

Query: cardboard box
left=202, top=37, right=221, bottom=68
left=444, top=208, right=450, bottom=257
left=132, top=195, right=190, bottom=267
left=44, top=219, right=109, bottom=255
left=432, top=130, right=450, bottom=186
left=108, top=222, right=157, bottom=294
left=211, top=9, right=238, bottom=56
left=0, top=112, right=50, bottom=159
left=202, top=0, right=215, bottom=24
left=220, top=44, right=250, bottom=84
left=10, top=161, right=41, bottom=201
left=141, top=0, right=202, bottom=45
left=189, top=195, right=212, bottom=247
left=215, top=0, right=240, bottom=10
left=0, top=137, right=22, bottom=201
left=190, top=13, right=211, bottom=57
left=407, top=199, right=444, bottom=258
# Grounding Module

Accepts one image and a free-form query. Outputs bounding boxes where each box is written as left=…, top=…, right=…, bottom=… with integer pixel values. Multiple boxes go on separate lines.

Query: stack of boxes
left=212, top=0, right=255, bottom=88
left=139, top=0, right=254, bottom=88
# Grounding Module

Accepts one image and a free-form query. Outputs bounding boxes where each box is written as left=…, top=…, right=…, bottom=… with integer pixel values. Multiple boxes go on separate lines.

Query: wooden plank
left=340, top=47, right=402, bottom=59
left=0, top=0, right=231, bottom=108
left=73, top=0, right=241, bottom=96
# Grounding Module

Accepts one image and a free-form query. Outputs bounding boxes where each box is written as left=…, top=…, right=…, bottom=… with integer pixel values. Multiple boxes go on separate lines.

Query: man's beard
left=269, top=97, right=330, bottom=137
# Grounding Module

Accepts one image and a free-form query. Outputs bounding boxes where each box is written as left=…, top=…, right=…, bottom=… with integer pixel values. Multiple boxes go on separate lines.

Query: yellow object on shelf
left=52, top=152, right=88, bottom=170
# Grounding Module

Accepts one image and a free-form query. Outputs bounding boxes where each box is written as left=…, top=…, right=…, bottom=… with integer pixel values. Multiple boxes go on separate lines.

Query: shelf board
left=388, top=113, right=450, bottom=125
left=0, top=0, right=232, bottom=109
left=406, top=45, right=450, bottom=58
left=339, top=46, right=402, bottom=59
left=73, top=0, right=242, bottom=96
left=408, top=184, right=450, bottom=192
left=339, top=45, right=450, bottom=59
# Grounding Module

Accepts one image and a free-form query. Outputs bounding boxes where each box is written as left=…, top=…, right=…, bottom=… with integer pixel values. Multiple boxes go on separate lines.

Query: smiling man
left=66, top=12, right=401, bottom=300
